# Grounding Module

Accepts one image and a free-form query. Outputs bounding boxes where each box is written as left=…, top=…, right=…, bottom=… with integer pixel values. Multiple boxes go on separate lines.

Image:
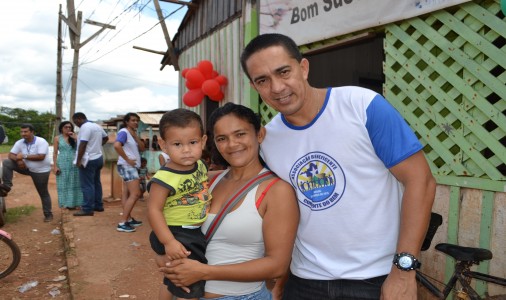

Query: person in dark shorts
left=147, top=109, right=211, bottom=300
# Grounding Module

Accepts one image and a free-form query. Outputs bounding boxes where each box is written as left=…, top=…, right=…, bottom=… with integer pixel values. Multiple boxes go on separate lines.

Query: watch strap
left=393, top=252, right=421, bottom=271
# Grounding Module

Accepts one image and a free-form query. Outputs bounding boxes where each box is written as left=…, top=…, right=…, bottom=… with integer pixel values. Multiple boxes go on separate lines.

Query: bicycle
left=417, top=213, right=506, bottom=300
left=0, top=192, right=6, bottom=227
left=0, top=229, right=21, bottom=279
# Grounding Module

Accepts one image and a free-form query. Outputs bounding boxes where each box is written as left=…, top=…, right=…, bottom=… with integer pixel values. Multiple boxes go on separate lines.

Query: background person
left=53, top=121, right=83, bottom=210
left=162, top=103, right=299, bottom=300
left=240, top=33, right=436, bottom=300
left=147, top=109, right=210, bottom=300
left=72, top=112, right=108, bottom=217
left=138, top=157, right=150, bottom=200
left=158, top=151, right=170, bottom=168
left=114, top=112, right=145, bottom=232
left=2, top=123, right=53, bottom=222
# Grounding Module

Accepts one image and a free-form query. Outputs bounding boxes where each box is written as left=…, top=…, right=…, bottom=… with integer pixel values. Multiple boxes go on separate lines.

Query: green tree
left=0, top=107, right=56, bottom=145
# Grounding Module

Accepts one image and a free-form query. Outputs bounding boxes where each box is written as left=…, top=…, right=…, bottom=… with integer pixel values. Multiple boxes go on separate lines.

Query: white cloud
left=0, top=0, right=186, bottom=121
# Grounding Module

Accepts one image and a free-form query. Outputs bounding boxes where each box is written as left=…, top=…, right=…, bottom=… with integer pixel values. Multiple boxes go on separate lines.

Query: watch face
left=399, top=256, right=413, bottom=268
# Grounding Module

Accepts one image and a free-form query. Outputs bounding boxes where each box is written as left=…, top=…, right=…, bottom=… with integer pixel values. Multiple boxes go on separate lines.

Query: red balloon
left=181, top=68, right=189, bottom=78
left=211, top=70, right=219, bottom=78
left=201, top=79, right=221, bottom=96
left=215, top=75, right=228, bottom=86
left=185, top=79, right=201, bottom=90
left=198, top=60, right=214, bottom=79
left=209, top=91, right=224, bottom=102
left=185, top=69, right=205, bottom=88
left=183, top=89, right=205, bottom=107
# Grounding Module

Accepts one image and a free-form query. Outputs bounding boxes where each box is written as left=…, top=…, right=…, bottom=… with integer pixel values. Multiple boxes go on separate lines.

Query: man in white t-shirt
left=1, top=124, right=53, bottom=222
left=71, top=112, right=108, bottom=217
left=240, top=33, right=437, bottom=300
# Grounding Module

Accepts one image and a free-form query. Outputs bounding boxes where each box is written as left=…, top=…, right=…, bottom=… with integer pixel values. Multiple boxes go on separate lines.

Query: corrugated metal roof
left=137, top=113, right=164, bottom=126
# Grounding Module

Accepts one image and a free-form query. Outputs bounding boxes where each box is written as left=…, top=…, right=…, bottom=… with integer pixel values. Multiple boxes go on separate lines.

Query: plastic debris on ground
left=18, top=280, right=38, bottom=293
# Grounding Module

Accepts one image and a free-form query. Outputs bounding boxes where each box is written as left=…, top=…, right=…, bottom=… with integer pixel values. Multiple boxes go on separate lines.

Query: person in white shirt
left=1, top=124, right=53, bottom=222
left=72, top=112, right=108, bottom=217
left=240, top=33, right=436, bottom=300
left=114, top=112, right=145, bottom=232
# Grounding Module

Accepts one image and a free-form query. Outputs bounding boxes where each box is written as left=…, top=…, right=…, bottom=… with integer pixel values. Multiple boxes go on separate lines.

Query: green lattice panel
left=384, top=0, right=506, bottom=182
left=259, top=102, right=278, bottom=126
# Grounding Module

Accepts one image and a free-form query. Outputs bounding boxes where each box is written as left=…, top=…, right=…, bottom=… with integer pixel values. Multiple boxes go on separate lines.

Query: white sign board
left=260, top=0, right=471, bottom=45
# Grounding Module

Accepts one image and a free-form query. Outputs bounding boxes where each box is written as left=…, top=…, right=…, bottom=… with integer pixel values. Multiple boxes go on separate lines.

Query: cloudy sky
left=0, top=0, right=187, bottom=121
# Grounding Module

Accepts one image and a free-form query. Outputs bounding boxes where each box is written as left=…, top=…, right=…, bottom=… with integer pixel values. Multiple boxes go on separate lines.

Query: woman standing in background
left=53, top=121, right=83, bottom=209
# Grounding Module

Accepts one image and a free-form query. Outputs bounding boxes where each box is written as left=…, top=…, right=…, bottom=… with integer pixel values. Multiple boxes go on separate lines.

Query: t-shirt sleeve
left=79, top=125, right=90, bottom=142
left=365, top=94, right=423, bottom=168
left=10, top=141, right=21, bottom=154
left=116, top=131, right=127, bottom=145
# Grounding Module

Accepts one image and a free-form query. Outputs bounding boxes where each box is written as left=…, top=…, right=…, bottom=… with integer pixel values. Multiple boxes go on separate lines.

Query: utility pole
left=55, top=4, right=63, bottom=125
left=61, top=0, right=115, bottom=120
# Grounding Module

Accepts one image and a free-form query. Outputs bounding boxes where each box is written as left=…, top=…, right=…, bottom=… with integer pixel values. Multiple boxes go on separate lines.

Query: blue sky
left=0, top=0, right=188, bottom=121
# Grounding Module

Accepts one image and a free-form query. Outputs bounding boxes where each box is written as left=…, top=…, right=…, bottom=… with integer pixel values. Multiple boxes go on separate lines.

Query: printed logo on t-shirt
left=289, top=151, right=345, bottom=211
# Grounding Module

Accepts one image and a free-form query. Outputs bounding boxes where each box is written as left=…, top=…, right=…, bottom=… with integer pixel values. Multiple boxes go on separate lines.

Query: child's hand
left=164, top=240, right=191, bottom=260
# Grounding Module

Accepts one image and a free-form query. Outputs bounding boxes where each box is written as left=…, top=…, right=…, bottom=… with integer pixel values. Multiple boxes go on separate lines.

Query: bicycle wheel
left=0, top=197, right=6, bottom=227
left=0, top=233, right=21, bottom=279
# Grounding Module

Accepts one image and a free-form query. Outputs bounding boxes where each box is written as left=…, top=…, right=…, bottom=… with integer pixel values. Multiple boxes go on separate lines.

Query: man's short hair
left=20, top=123, right=35, bottom=132
left=72, top=112, right=87, bottom=120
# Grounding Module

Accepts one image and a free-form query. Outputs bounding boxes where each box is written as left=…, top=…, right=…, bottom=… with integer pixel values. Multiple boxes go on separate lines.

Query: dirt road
left=0, top=153, right=160, bottom=299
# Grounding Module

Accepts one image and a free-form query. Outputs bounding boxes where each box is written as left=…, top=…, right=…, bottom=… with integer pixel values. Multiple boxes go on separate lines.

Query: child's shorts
left=149, top=226, right=207, bottom=299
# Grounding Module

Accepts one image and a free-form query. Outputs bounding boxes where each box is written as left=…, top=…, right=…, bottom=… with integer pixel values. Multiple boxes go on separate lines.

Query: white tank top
left=201, top=169, right=265, bottom=295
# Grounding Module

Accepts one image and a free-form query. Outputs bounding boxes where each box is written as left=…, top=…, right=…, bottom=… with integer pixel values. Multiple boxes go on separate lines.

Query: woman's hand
left=53, top=166, right=61, bottom=175
left=161, top=258, right=206, bottom=287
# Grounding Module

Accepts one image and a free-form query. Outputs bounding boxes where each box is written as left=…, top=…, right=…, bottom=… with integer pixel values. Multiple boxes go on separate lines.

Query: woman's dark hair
left=58, top=121, right=76, bottom=148
left=120, top=112, right=140, bottom=129
left=207, top=102, right=264, bottom=167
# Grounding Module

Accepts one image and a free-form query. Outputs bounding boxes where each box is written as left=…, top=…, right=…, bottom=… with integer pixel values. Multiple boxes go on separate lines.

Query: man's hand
left=16, top=159, right=27, bottom=170
left=381, top=267, right=417, bottom=300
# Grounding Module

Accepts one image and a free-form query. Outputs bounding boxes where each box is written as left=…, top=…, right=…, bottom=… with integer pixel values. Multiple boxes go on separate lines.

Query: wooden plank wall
left=419, top=186, right=506, bottom=299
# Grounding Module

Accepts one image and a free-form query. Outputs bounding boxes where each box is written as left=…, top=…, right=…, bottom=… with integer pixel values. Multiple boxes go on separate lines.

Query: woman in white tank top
left=162, top=103, right=299, bottom=300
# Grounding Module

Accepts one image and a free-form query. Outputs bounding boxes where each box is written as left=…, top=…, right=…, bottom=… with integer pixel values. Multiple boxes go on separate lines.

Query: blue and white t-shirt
left=261, top=86, right=423, bottom=280
left=116, top=128, right=141, bottom=168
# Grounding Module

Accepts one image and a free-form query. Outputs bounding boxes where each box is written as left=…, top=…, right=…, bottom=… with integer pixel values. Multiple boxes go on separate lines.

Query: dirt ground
left=0, top=153, right=160, bottom=299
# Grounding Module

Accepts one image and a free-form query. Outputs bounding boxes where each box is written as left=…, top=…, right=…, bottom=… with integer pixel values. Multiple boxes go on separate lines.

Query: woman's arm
left=52, top=136, right=60, bottom=173
left=164, top=179, right=299, bottom=285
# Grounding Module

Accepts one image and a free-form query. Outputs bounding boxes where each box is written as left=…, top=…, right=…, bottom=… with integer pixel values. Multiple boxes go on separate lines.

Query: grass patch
left=0, top=144, right=11, bottom=153
left=6, top=205, right=36, bottom=223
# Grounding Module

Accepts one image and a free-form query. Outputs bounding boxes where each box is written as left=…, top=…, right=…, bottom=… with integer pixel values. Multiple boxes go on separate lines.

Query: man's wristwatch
left=393, top=252, right=421, bottom=271
left=22, top=154, right=28, bottom=159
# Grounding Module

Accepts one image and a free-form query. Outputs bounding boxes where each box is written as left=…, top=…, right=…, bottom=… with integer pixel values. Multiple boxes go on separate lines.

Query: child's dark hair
left=141, top=157, right=147, bottom=163
left=159, top=109, right=204, bottom=140
left=207, top=102, right=263, bottom=167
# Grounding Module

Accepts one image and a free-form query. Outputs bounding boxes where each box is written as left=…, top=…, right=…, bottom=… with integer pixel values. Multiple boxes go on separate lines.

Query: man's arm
left=381, top=151, right=436, bottom=300
left=76, top=141, right=88, bottom=168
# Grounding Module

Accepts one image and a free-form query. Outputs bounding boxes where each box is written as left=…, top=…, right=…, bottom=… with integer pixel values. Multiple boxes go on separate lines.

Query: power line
left=80, top=5, right=183, bottom=65
left=81, top=66, right=176, bottom=86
